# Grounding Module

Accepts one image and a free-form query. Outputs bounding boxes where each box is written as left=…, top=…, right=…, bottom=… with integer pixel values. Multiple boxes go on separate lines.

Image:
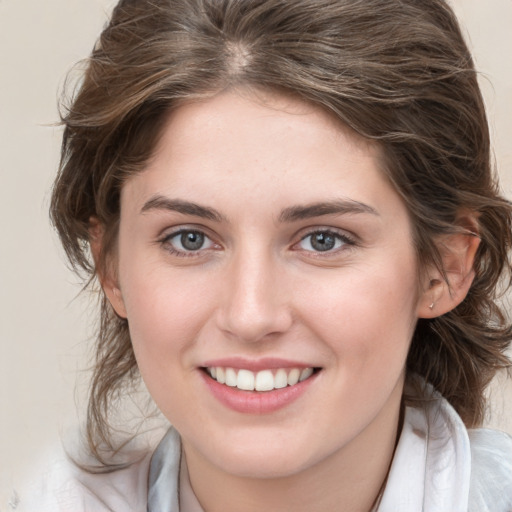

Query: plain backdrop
left=1, top=0, right=511, bottom=498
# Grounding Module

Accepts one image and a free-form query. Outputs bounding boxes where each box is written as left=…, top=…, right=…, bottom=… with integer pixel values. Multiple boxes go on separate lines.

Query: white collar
left=378, top=390, right=471, bottom=511
left=148, top=428, right=181, bottom=512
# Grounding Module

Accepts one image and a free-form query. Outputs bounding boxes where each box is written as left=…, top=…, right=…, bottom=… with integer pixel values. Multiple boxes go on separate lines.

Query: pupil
left=311, top=233, right=335, bottom=252
left=181, top=231, right=204, bottom=251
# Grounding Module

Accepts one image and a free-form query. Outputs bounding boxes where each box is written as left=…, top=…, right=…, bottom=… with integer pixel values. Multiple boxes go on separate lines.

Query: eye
left=162, top=229, right=216, bottom=255
left=297, top=230, right=351, bottom=253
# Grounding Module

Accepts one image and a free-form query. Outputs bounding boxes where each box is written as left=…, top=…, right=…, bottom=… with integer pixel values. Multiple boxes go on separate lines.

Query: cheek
left=301, top=257, right=419, bottom=364
left=118, top=270, right=212, bottom=419
left=117, top=259, right=210, bottom=370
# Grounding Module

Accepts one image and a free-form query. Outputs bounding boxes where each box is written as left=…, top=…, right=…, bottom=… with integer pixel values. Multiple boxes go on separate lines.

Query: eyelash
left=294, top=229, right=356, bottom=256
left=159, top=227, right=356, bottom=259
left=159, top=229, right=218, bottom=258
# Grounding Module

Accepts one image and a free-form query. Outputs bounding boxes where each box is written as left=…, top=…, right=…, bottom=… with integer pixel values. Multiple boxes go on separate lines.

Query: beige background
left=0, top=0, right=511, bottom=495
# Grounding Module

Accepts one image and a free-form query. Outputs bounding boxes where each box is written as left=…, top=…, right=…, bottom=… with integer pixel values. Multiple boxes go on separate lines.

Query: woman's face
left=112, top=90, right=427, bottom=479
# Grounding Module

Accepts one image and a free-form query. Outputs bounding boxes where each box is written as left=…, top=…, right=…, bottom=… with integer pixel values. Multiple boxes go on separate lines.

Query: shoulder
left=11, top=442, right=153, bottom=512
left=390, top=378, right=512, bottom=512
left=468, top=428, right=512, bottom=512
left=425, top=386, right=512, bottom=512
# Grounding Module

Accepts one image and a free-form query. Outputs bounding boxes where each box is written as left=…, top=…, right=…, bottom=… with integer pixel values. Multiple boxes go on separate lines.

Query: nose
left=215, top=249, right=293, bottom=343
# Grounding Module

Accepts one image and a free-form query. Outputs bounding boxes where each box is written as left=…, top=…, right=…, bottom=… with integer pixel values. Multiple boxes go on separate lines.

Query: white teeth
left=225, top=368, right=237, bottom=387
left=287, top=368, right=300, bottom=386
left=255, top=370, right=274, bottom=391
left=207, top=366, right=316, bottom=391
left=274, top=369, right=288, bottom=389
left=237, top=369, right=255, bottom=391
left=299, top=367, right=314, bottom=382
left=216, top=367, right=226, bottom=384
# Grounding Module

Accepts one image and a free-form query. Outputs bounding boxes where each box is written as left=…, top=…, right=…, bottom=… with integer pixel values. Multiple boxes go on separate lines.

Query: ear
left=417, top=214, right=480, bottom=319
left=89, top=217, right=127, bottom=319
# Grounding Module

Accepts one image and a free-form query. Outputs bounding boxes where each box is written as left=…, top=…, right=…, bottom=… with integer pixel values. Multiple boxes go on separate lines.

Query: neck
left=183, top=385, right=403, bottom=512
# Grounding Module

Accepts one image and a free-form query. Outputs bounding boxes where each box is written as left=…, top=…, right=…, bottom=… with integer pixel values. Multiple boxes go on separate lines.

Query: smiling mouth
left=202, top=366, right=321, bottom=392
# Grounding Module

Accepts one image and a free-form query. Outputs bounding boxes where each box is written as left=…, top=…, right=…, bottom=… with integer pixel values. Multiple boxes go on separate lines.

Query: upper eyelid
left=295, top=226, right=357, bottom=243
left=300, top=227, right=352, bottom=238
left=161, top=227, right=205, bottom=238
left=158, top=224, right=216, bottom=240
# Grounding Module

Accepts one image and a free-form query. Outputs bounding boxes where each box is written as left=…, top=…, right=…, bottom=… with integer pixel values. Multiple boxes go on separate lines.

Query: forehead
left=120, top=89, right=407, bottom=230
left=161, top=88, right=380, bottom=163
left=132, top=91, right=382, bottom=185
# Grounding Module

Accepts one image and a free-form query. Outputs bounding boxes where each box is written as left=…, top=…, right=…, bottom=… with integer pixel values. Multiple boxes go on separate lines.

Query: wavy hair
left=50, top=0, right=512, bottom=464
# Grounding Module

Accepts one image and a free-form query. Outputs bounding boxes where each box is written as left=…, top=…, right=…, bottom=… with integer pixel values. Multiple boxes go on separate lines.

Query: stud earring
left=429, top=302, right=435, bottom=310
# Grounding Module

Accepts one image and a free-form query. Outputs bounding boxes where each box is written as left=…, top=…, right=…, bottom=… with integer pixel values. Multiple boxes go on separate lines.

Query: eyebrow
left=278, top=199, right=379, bottom=223
left=140, top=195, right=378, bottom=223
left=140, top=196, right=226, bottom=222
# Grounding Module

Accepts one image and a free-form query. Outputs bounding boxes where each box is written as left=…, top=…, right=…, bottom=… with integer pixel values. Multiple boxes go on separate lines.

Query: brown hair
left=51, top=0, right=512, bottom=463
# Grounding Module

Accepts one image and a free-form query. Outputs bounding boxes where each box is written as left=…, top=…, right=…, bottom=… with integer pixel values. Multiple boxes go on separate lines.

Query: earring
left=429, top=302, right=435, bottom=310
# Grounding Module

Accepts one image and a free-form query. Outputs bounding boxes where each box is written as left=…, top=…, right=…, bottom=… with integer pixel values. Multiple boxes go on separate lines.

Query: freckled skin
left=112, top=90, right=427, bottom=511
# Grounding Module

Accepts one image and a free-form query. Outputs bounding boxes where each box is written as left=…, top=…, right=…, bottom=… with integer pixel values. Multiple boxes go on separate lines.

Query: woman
left=32, top=0, right=512, bottom=510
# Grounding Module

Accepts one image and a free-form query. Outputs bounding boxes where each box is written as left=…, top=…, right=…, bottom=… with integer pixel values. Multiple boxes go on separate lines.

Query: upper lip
left=201, top=357, right=318, bottom=372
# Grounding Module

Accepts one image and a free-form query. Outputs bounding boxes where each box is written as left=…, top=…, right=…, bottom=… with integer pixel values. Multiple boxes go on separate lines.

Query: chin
left=214, top=451, right=314, bottom=480
left=189, top=428, right=330, bottom=480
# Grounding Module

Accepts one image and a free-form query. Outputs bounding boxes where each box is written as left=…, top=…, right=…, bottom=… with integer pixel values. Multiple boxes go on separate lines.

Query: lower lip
left=201, top=370, right=319, bottom=414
